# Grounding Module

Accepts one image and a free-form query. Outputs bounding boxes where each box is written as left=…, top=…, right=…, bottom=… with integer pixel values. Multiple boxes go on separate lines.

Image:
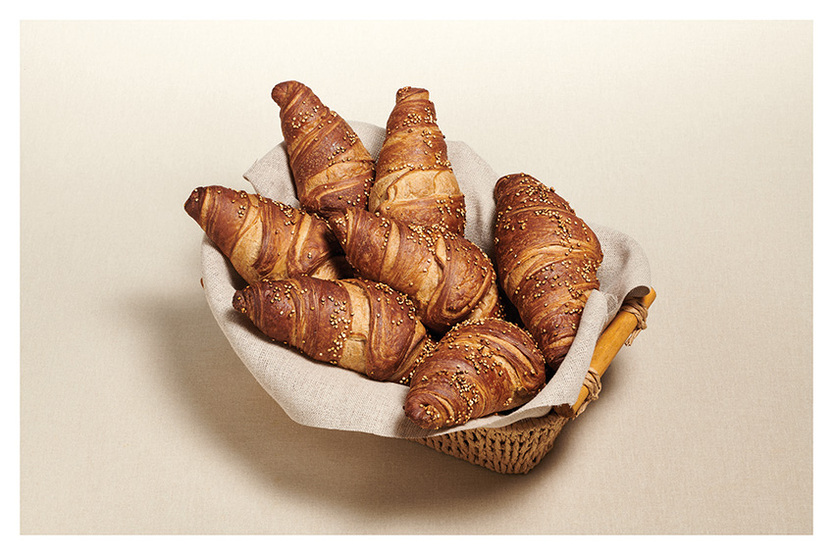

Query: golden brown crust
left=232, top=276, right=433, bottom=384
left=271, top=81, right=374, bottom=216
left=328, top=207, right=501, bottom=334
left=493, top=173, right=603, bottom=369
left=404, top=318, right=547, bottom=430
left=369, top=87, right=466, bottom=235
left=184, top=185, right=348, bottom=284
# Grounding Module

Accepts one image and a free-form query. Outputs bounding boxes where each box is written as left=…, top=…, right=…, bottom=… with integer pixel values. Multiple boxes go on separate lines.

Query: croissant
left=369, top=87, right=466, bottom=235
left=493, top=173, right=603, bottom=368
left=232, top=276, right=433, bottom=384
left=328, top=207, right=501, bottom=334
left=404, top=318, right=547, bottom=430
left=271, top=80, right=375, bottom=216
left=184, top=185, right=349, bottom=284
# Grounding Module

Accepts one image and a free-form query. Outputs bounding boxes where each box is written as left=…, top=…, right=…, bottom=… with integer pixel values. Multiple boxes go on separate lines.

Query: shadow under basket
left=410, top=288, right=657, bottom=475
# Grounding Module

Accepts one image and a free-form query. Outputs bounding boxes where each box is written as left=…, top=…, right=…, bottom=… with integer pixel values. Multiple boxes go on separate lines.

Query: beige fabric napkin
left=199, top=121, right=652, bottom=439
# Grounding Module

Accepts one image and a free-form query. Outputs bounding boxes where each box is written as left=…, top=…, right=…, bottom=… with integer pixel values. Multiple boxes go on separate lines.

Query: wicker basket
left=410, top=288, right=656, bottom=474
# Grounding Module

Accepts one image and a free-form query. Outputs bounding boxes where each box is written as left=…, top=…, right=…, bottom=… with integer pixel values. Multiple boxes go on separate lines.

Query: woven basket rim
left=468, top=408, right=567, bottom=435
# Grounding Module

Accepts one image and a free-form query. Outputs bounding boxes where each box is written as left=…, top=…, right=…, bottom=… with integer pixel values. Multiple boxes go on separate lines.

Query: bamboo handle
left=569, top=288, right=657, bottom=415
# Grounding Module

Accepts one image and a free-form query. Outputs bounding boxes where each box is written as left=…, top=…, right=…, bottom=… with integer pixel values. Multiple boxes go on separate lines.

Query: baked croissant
left=328, top=207, right=501, bottom=335
left=493, top=173, right=603, bottom=368
left=404, top=318, right=547, bottom=430
left=184, top=185, right=349, bottom=284
left=232, top=276, right=433, bottom=384
left=369, top=86, right=466, bottom=235
left=271, top=80, right=375, bottom=216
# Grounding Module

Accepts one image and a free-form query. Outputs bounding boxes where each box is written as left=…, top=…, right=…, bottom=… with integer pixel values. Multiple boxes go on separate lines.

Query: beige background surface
left=20, top=20, right=813, bottom=534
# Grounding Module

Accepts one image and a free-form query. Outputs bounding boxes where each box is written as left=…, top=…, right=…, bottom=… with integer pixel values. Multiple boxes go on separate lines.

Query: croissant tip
left=271, top=81, right=300, bottom=106
left=404, top=395, right=448, bottom=430
left=327, top=213, right=349, bottom=242
left=184, top=187, right=206, bottom=221
left=396, top=86, right=429, bottom=103
left=232, top=289, right=248, bottom=314
left=493, top=173, right=525, bottom=199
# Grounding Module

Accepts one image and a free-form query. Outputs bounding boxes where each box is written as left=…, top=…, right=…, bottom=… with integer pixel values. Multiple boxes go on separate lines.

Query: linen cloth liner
left=199, top=121, right=652, bottom=439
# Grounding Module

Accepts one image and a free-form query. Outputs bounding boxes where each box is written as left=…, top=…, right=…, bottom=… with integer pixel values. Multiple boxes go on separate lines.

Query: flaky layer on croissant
left=404, top=318, right=547, bottom=430
left=328, top=207, right=502, bottom=335
left=233, top=276, right=433, bottom=384
left=369, top=87, right=466, bottom=235
left=493, top=173, right=603, bottom=369
left=184, top=185, right=349, bottom=284
left=271, top=80, right=375, bottom=216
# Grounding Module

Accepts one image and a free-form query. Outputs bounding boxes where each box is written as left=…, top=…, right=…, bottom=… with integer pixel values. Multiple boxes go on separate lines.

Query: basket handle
left=569, top=288, right=657, bottom=416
